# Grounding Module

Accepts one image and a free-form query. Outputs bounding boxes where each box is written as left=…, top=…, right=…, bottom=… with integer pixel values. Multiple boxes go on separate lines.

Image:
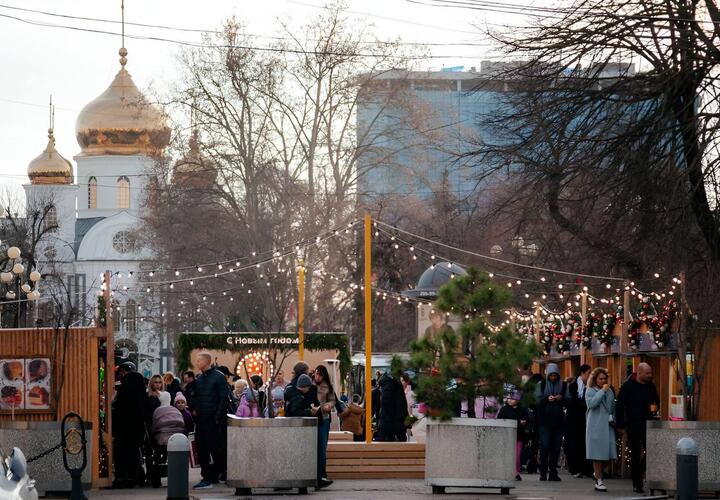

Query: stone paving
left=86, top=472, right=660, bottom=499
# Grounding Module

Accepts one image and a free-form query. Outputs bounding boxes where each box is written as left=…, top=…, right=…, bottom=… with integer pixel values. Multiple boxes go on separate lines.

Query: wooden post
left=364, top=214, right=373, bottom=444
left=103, top=271, right=114, bottom=483
left=534, top=304, right=543, bottom=344
left=580, top=292, right=588, bottom=365
left=678, top=270, right=687, bottom=419
left=298, top=263, right=305, bottom=361
left=622, top=288, right=631, bottom=354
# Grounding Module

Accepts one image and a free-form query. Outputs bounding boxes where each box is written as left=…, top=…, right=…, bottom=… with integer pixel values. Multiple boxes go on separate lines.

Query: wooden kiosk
left=0, top=271, right=117, bottom=492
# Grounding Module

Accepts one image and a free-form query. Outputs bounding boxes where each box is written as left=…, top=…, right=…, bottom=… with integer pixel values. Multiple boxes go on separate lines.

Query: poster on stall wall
left=25, top=358, right=51, bottom=410
left=417, top=303, right=463, bottom=340
left=0, top=359, right=25, bottom=410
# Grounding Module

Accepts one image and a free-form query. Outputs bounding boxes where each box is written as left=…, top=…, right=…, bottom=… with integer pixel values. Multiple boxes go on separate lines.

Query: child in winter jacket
left=173, top=392, right=194, bottom=435
left=498, top=391, right=531, bottom=481
left=235, top=387, right=261, bottom=417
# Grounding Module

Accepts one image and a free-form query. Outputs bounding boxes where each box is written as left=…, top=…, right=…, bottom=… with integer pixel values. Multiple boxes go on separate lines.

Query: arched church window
left=88, top=177, right=97, bottom=209
left=117, top=176, right=130, bottom=209
left=44, top=205, right=58, bottom=232
left=125, top=299, right=137, bottom=334
left=112, top=305, right=121, bottom=333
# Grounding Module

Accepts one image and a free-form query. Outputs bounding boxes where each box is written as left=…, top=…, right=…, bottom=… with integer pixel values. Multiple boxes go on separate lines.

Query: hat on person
left=546, top=363, right=560, bottom=376
left=158, top=391, right=171, bottom=407
left=271, top=387, right=284, bottom=400
left=119, top=361, right=136, bottom=372
left=217, top=365, right=231, bottom=377
left=297, top=374, right=312, bottom=388
left=174, top=392, right=187, bottom=404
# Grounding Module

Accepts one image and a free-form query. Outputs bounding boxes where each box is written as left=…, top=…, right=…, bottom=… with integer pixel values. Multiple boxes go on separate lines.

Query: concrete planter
left=646, top=420, right=720, bottom=494
left=0, top=421, right=93, bottom=496
left=227, top=416, right=317, bottom=495
left=425, top=418, right=516, bottom=495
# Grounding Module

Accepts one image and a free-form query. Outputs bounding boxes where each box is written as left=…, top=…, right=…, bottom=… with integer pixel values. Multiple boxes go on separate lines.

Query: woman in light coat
left=585, top=367, right=617, bottom=492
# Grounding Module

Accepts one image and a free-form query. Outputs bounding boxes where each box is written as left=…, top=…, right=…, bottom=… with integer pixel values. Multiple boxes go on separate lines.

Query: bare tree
left=142, top=4, right=422, bottom=352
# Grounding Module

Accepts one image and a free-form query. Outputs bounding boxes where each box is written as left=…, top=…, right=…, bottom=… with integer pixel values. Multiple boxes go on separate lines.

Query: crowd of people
left=111, top=354, right=416, bottom=491
left=496, top=361, right=660, bottom=493
left=111, top=353, right=659, bottom=494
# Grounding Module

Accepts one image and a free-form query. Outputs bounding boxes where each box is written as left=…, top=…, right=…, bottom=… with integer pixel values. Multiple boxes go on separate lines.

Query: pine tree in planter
left=402, top=267, right=539, bottom=419
left=399, top=267, right=541, bottom=495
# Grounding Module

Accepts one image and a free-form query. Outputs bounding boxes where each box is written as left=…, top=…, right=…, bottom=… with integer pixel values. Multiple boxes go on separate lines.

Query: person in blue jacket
left=585, top=367, right=617, bottom=492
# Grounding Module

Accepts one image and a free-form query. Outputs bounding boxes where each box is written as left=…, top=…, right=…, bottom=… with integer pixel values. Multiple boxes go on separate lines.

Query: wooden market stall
left=0, top=326, right=110, bottom=491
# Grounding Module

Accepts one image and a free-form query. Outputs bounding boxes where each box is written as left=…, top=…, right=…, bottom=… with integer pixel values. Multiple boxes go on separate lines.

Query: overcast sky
left=0, top=0, right=518, bottom=200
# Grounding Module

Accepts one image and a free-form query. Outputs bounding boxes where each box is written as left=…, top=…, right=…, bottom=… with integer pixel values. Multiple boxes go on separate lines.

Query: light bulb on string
left=175, top=270, right=180, bottom=276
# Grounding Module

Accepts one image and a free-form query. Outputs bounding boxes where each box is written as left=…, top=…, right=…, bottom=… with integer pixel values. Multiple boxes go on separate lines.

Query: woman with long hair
left=313, top=365, right=336, bottom=489
left=585, top=367, right=617, bottom=492
left=148, top=374, right=165, bottom=398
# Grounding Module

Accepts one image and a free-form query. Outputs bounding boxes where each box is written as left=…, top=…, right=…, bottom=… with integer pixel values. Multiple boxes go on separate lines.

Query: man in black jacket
left=284, top=374, right=319, bottom=417
left=192, top=352, right=230, bottom=490
left=370, top=378, right=381, bottom=424
left=284, top=374, right=330, bottom=490
left=616, top=363, right=660, bottom=494
left=377, top=373, right=408, bottom=442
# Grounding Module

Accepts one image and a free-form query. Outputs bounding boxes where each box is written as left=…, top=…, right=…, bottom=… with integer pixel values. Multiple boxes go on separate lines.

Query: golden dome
left=172, top=130, right=218, bottom=188
left=75, top=49, right=170, bottom=156
left=28, top=129, right=74, bottom=184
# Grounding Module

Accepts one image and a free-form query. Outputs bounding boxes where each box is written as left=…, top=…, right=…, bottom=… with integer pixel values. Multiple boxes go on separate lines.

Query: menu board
left=0, top=358, right=51, bottom=411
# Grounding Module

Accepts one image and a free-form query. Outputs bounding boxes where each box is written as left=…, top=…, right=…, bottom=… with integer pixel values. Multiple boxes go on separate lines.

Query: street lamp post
left=0, top=244, right=42, bottom=327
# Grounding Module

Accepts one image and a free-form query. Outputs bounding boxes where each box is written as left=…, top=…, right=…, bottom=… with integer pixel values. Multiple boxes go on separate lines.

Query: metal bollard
left=167, top=433, right=189, bottom=500
left=676, top=437, right=698, bottom=500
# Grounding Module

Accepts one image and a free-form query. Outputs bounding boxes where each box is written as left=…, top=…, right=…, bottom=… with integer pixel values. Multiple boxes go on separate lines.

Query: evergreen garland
left=97, top=295, right=107, bottom=327
left=582, top=311, right=602, bottom=349
left=628, top=298, right=677, bottom=349
left=598, top=306, right=623, bottom=348
left=175, top=332, right=351, bottom=379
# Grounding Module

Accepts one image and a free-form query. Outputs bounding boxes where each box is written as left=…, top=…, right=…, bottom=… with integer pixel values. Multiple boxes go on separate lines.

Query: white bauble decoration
left=5, top=291, right=16, bottom=299
left=0, top=272, right=12, bottom=283
left=7, top=246, right=20, bottom=259
left=21, top=284, right=31, bottom=293
left=29, top=271, right=41, bottom=282
left=12, top=263, right=24, bottom=275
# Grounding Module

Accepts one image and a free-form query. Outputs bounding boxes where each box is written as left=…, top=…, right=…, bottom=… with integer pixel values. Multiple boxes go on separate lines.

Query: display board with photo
left=417, top=303, right=463, bottom=340
left=0, top=357, right=51, bottom=411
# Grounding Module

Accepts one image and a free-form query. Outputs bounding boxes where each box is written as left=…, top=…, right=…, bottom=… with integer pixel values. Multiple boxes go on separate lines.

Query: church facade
left=23, top=47, right=172, bottom=376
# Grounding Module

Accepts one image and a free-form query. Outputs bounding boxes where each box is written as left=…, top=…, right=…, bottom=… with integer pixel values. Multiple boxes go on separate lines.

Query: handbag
left=189, top=433, right=201, bottom=469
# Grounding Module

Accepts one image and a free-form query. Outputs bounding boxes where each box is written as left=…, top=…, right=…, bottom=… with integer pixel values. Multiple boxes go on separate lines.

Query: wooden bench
left=326, top=442, right=425, bottom=479
left=329, top=431, right=354, bottom=441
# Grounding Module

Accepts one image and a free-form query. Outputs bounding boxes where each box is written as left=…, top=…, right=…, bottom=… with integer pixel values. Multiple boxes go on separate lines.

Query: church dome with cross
left=75, top=48, right=170, bottom=156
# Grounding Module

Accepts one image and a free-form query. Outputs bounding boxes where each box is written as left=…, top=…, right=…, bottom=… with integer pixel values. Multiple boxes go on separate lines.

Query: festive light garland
left=598, top=306, right=623, bottom=349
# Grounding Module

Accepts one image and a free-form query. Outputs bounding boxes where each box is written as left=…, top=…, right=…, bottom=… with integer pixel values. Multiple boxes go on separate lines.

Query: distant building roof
left=403, top=262, right=468, bottom=300
left=74, top=217, right=104, bottom=254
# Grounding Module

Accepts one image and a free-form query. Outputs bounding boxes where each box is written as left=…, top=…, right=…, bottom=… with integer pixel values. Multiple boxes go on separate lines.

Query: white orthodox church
left=23, top=46, right=173, bottom=376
